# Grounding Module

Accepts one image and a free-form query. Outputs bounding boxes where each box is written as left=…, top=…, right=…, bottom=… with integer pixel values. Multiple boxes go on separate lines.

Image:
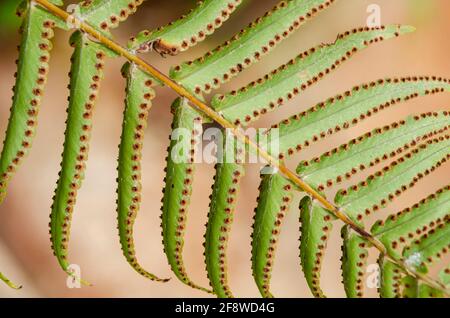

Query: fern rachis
left=0, top=0, right=448, bottom=298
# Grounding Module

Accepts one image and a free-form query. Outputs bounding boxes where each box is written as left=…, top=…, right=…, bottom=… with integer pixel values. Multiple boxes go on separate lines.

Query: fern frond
left=171, top=0, right=336, bottom=93
left=211, top=25, right=414, bottom=126
left=296, top=112, right=450, bottom=191
left=160, top=98, right=211, bottom=293
left=299, top=196, right=335, bottom=298
left=371, top=185, right=450, bottom=258
left=341, top=225, right=369, bottom=298
left=121, top=0, right=240, bottom=284
left=130, top=0, right=242, bottom=56
left=335, top=134, right=450, bottom=223
left=2, top=0, right=447, bottom=297
left=123, top=1, right=242, bottom=284
left=270, top=77, right=449, bottom=159
left=77, top=0, right=144, bottom=31
left=124, top=3, right=244, bottom=285
left=204, top=138, right=244, bottom=298
left=49, top=31, right=114, bottom=275
left=251, top=171, right=294, bottom=297
left=116, top=63, right=169, bottom=282
left=0, top=1, right=62, bottom=203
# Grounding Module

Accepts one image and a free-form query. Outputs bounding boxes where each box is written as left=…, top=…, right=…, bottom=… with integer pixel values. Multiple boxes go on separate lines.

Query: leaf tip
left=399, top=25, right=416, bottom=34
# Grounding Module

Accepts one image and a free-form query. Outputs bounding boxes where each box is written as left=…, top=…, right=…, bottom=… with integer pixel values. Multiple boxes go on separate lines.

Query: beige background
left=0, top=0, right=449, bottom=297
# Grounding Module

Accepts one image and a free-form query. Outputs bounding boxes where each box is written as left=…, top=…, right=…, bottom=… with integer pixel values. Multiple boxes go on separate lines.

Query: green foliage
left=129, top=0, right=242, bottom=55
left=299, top=196, right=335, bottom=298
left=335, top=133, right=449, bottom=223
left=170, top=0, right=337, bottom=93
left=204, top=139, right=245, bottom=298
left=372, top=184, right=450, bottom=298
left=160, top=98, right=210, bottom=293
left=341, top=226, right=369, bottom=298
left=0, top=0, right=63, bottom=204
left=251, top=171, right=293, bottom=297
left=372, top=185, right=450, bottom=258
left=403, top=219, right=449, bottom=274
left=297, top=113, right=450, bottom=190
left=0, top=0, right=65, bottom=290
left=77, top=0, right=144, bottom=31
left=117, top=63, right=168, bottom=282
left=378, top=257, right=402, bottom=298
left=0, top=0, right=448, bottom=298
left=271, top=78, right=449, bottom=159
left=0, top=0, right=23, bottom=37
left=50, top=31, right=115, bottom=273
left=212, top=25, right=415, bottom=125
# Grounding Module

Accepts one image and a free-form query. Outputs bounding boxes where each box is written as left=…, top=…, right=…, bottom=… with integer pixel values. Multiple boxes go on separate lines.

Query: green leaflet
left=0, top=0, right=62, bottom=290
left=371, top=185, right=450, bottom=258
left=0, top=272, right=21, bottom=289
left=251, top=171, right=293, bottom=298
left=403, top=223, right=450, bottom=274
left=296, top=112, right=450, bottom=190
left=335, top=135, right=450, bottom=223
left=299, top=196, right=334, bottom=298
left=117, top=63, right=168, bottom=282
left=270, top=77, right=449, bottom=159
left=78, top=0, right=144, bottom=31
left=401, top=276, right=445, bottom=298
left=204, top=137, right=245, bottom=298
left=50, top=32, right=113, bottom=274
left=0, top=2, right=62, bottom=204
left=129, top=0, right=242, bottom=55
left=211, top=25, right=415, bottom=126
left=401, top=275, right=418, bottom=298
left=171, top=0, right=336, bottom=93
left=341, top=225, right=369, bottom=298
left=378, top=257, right=402, bottom=298
left=417, top=284, right=445, bottom=298
left=161, top=98, right=210, bottom=293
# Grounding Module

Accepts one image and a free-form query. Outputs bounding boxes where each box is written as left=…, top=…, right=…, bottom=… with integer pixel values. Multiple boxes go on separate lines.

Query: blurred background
left=0, top=0, right=449, bottom=298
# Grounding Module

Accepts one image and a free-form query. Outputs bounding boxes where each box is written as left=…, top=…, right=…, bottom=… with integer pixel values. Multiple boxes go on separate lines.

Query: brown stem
left=32, top=0, right=449, bottom=295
